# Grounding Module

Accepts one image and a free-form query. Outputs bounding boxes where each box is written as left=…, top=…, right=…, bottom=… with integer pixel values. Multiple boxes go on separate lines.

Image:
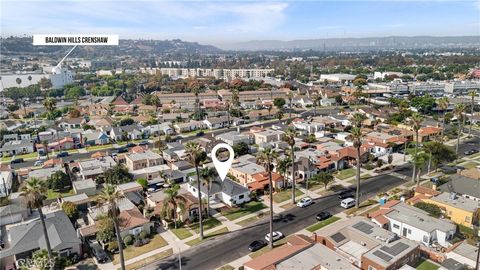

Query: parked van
left=340, top=198, right=356, bottom=209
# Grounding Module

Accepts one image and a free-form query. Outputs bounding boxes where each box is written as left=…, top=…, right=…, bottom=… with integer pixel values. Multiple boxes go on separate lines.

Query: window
left=393, top=224, right=400, bottom=229
left=423, top=235, right=429, bottom=243
left=239, top=194, right=244, bottom=199
left=465, top=216, right=471, bottom=222
left=368, top=266, right=377, bottom=270
left=408, top=229, right=412, bottom=234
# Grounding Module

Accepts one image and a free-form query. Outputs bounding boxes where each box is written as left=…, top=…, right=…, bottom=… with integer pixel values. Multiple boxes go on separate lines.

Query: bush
left=123, top=235, right=133, bottom=246
left=139, top=231, right=148, bottom=240
left=107, top=241, right=118, bottom=252
left=133, top=239, right=143, bottom=247
left=414, top=202, right=442, bottom=218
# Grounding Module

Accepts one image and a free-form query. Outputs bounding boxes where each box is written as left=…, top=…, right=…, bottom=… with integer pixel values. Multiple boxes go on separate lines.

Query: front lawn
left=124, top=248, right=173, bottom=270
left=112, top=234, right=168, bottom=264
left=188, top=217, right=221, bottom=233
left=272, top=189, right=303, bottom=204
left=186, top=227, right=229, bottom=246
left=170, top=227, right=193, bottom=240
left=221, top=201, right=266, bottom=221
left=86, top=144, right=114, bottom=152
left=306, top=216, right=341, bottom=232
left=335, top=168, right=356, bottom=180
left=12, top=152, right=39, bottom=160
left=415, top=259, right=440, bottom=270
left=46, top=188, right=75, bottom=199
left=347, top=174, right=372, bottom=184
left=250, top=236, right=289, bottom=258
left=459, top=161, right=479, bottom=169
left=236, top=214, right=263, bottom=227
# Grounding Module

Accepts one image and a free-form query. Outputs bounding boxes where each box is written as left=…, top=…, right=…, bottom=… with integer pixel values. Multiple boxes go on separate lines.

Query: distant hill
left=0, top=37, right=222, bottom=57
left=219, top=36, right=480, bottom=51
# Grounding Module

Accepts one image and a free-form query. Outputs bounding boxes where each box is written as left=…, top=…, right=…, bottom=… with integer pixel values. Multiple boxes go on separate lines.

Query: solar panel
left=352, top=221, right=374, bottom=234
left=380, top=242, right=410, bottom=256
left=331, top=232, right=346, bottom=243
left=373, top=250, right=393, bottom=262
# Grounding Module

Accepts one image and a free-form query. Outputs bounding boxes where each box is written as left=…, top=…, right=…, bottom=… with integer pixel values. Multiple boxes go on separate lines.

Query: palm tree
left=189, top=79, right=201, bottom=120
left=412, top=153, right=428, bottom=187
left=185, top=141, right=205, bottom=240
left=454, top=104, right=466, bottom=155
left=231, top=89, right=240, bottom=108
left=16, top=77, right=22, bottom=87
left=21, top=178, right=53, bottom=261
left=200, top=167, right=219, bottom=217
left=43, top=97, right=57, bottom=113
left=257, top=147, right=278, bottom=249
left=155, top=137, right=167, bottom=157
left=408, top=113, right=424, bottom=182
left=97, top=185, right=126, bottom=270
left=276, top=157, right=291, bottom=189
left=423, top=142, right=435, bottom=175
left=467, top=90, right=478, bottom=138
left=287, top=91, right=293, bottom=119
left=351, top=113, right=367, bottom=128
left=161, top=184, right=187, bottom=229
left=283, top=128, right=298, bottom=204
left=42, top=140, right=49, bottom=160
left=349, top=127, right=363, bottom=208
left=312, top=93, right=322, bottom=116
left=437, top=97, right=449, bottom=140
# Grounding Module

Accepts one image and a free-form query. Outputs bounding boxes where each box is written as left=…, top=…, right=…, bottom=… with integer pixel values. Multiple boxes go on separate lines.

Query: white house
left=383, top=203, right=456, bottom=248
left=215, top=131, right=250, bottom=146
left=203, top=116, right=231, bottom=130
left=187, top=177, right=251, bottom=207
left=0, top=140, right=34, bottom=156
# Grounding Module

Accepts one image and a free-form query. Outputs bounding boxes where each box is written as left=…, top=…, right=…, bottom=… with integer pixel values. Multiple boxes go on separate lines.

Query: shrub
left=139, top=231, right=148, bottom=240
left=107, top=241, right=118, bottom=252
left=133, top=239, right=143, bottom=247
left=414, top=202, right=442, bottom=218
left=123, top=235, right=133, bottom=246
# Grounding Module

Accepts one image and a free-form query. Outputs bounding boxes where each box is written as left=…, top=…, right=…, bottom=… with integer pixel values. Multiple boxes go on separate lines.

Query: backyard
left=414, top=259, right=440, bottom=270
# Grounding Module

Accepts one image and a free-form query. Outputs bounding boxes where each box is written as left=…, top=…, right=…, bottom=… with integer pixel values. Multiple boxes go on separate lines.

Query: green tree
left=437, top=97, right=449, bottom=140
left=96, top=215, right=115, bottom=243
left=61, top=201, right=79, bottom=220
left=185, top=141, right=205, bottom=239
left=316, top=172, right=334, bottom=190
left=97, top=185, right=126, bottom=270
left=43, top=97, right=57, bottom=113
left=103, top=164, right=132, bottom=185
left=47, top=171, right=71, bottom=190
left=276, top=157, right=292, bottom=189
left=232, top=142, right=249, bottom=156
left=408, top=112, right=424, bottom=183
left=454, top=104, right=466, bottom=155
left=161, top=184, right=187, bottom=229
left=21, top=178, right=53, bottom=261
left=256, top=147, right=279, bottom=249
left=273, top=98, right=286, bottom=110
left=119, top=118, right=134, bottom=126
left=283, top=128, right=298, bottom=204
left=414, top=202, right=442, bottom=218
left=136, top=178, right=148, bottom=190
left=467, top=90, right=478, bottom=137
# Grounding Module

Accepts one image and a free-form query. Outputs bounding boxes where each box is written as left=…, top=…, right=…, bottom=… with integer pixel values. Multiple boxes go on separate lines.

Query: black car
left=248, top=240, right=267, bottom=252
left=126, top=142, right=137, bottom=148
left=89, top=241, right=108, bottom=263
left=316, top=211, right=331, bottom=221
left=56, top=151, right=69, bottom=158
left=117, top=147, right=128, bottom=153
left=196, top=131, right=205, bottom=137
left=138, top=141, right=149, bottom=146
left=464, top=149, right=479, bottom=156
left=10, top=158, right=24, bottom=164
left=338, top=191, right=354, bottom=199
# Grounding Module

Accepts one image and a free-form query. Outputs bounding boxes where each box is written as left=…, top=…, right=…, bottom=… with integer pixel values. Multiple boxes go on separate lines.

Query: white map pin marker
left=211, top=143, right=234, bottom=181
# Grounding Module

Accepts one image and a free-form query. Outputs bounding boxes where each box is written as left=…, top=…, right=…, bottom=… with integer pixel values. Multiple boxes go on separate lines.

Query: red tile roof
left=112, top=96, right=129, bottom=105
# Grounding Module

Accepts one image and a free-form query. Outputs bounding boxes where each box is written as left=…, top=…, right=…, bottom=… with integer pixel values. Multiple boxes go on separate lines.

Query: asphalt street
left=139, top=173, right=408, bottom=270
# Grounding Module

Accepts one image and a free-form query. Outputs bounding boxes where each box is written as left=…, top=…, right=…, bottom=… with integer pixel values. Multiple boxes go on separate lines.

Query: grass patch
left=345, top=200, right=377, bottom=216
left=347, top=174, right=372, bottom=184
left=188, top=217, right=221, bottom=233
left=459, top=161, right=479, bottom=169
left=186, top=227, right=229, bottom=246
left=236, top=214, right=264, bottom=227
left=12, top=152, right=38, bottom=160
left=113, top=234, right=168, bottom=265
left=335, top=168, right=356, bottom=180
left=470, top=152, right=480, bottom=159
left=86, top=144, right=114, bottom=152
left=66, top=149, right=79, bottom=154
left=250, top=237, right=289, bottom=258
left=218, top=265, right=235, bottom=270
left=415, top=259, right=440, bottom=270
left=46, top=188, right=75, bottom=199
left=333, top=139, right=344, bottom=144
left=170, top=227, right=193, bottom=240
left=123, top=248, right=173, bottom=270
left=306, top=216, right=341, bottom=232
left=221, top=201, right=266, bottom=221
left=272, top=189, right=303, bottom=204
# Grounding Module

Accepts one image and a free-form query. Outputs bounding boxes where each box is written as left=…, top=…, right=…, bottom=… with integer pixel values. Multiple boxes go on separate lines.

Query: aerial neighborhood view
left=0, top=1, right=479, bottom=270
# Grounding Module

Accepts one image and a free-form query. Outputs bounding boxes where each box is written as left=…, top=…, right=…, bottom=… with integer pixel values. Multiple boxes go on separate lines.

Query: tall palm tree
left=276, top=157, right=291, bottom=189
left=97, top=185, right=126, bottom=270
left=351, top=113, right=367, bottom=128
left=257, top=147, right=278, bottom=249
left=200, top=167, right=219, bottom=217
left=349, top=127, right=363, bottom=208
left=412, top=153, right=428, bottom=187
left=283, top=128, right=298, bottom=204
left=43, top=97, right=57, bottom=114
left=408, top=113, right=424, bottom=182
left=231, top=89, right=240, bottom=108
left=287, top=91, right=293, bottom=119
left=312, top=93, right=322, bottom=116
left=467, top=90, right=478, bottom=137
left=454, top=104, right=466, bottom=155
left=161, top=184, right=187, bottom=229
left=185, top=141, right=205, bottom=240
left=437, top=97, right=449, bottom=140
left=21, top=178, right=53, bottom=261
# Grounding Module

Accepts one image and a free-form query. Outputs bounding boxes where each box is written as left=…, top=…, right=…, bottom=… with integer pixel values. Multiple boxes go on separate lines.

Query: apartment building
left=125, top=150, right=163, bottom=171
left=150, top=68, right=274, bottom=79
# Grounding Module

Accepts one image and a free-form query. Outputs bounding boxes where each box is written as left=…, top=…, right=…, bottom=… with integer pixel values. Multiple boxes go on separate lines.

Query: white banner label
left=33, top=34, right=118, bottom=45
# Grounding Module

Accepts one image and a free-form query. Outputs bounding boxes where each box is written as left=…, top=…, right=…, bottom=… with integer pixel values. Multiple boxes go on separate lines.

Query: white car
left=296, top=197, right=313, bottom=208
left=265, top=231, right=284, bottom=242
left=34, top=160, right=44, bottom=166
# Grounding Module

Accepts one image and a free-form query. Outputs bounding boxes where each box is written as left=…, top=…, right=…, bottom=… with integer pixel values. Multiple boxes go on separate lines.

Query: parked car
left=464, top=149, right=479, bottom=156
left=265, top=231, right=284, bottom=242
left=315, top=211, right=331, bottom=221
left=56, top=152, right=69, bottom=158
left=196, top=131, right=205, bottom=137
left=138, top=140, right=149, bottom=146
left=117, top=147, right=128, bottom=153
left=89, top=241, right=108, bottom=263
left=338, top=190, right=354, bottom=199
left=10, top=158, right=24, bottom=164
left=340, top=198, right=356, bottom=209
left=248, top=240, right=267, bottom=252
left=34, top=160, right=44, bottom=166
left=296, top=197, right=313, bottom=208
left=126, top=142, right=137, bottom=148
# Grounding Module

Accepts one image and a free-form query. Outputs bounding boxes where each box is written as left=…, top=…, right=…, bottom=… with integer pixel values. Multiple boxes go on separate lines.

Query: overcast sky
left=2, top=0, right=479, bottom=46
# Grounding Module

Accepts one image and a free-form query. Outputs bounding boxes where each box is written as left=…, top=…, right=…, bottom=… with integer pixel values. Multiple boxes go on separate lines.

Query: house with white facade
left=187, top=177, right=251, bottom=207
left=216, top=131, right=250, bottom=146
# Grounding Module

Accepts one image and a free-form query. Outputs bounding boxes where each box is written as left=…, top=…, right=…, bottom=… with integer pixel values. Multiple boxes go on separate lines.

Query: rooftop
left=430, top=192, right=479, bottom=213
left=363, top=238, right=419, bottom=268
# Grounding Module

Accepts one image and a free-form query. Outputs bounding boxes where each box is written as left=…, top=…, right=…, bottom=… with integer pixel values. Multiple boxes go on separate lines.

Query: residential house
left=436, top=175, right=480, bottom=201
left=253, top=129, right=284, bottom=144
left=47, top=137, right=76, bottom=151
left=110, top=124, right=145, bottom=141
left=0, top=200, right=30, bottom=226
left=174, top=120, right=204, bottom=133
left=125, top=150, right=163, bottom=171
left=84, top=104, right=109, bottom=117
left=215, top=131, right=250, bottom=146
left=244, top=234, right=357, bottom=270
left=446, top=241, right=480, bottom=269
left=82, top=130, right=109, bottom=146
left=0, top=140, right=34, bottom=156
left=147, top=189, right=206, bottom=223
left=418, top=127, right=442, bottom=142
left=143, top=122, right=174, bottom=137
left=187, top=177, right=251, bottom=207
left=74, top=156, right=117, bottom=180
left=423, top=192, right=479, bottom=228
left=229, top=160, right=266, bottom=186
left=72, top=179, right=97, bottom=196
left=249, top=171, right=284, bottom=194
left=203, top=116, right=231, bottom=129
left=0, top=210, right=82, bottom=261
left=58, top=118, right=83, bottom=131
left=370, top=201, right=456, bottom=248
left=27, top=165, right=65, bottom=181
